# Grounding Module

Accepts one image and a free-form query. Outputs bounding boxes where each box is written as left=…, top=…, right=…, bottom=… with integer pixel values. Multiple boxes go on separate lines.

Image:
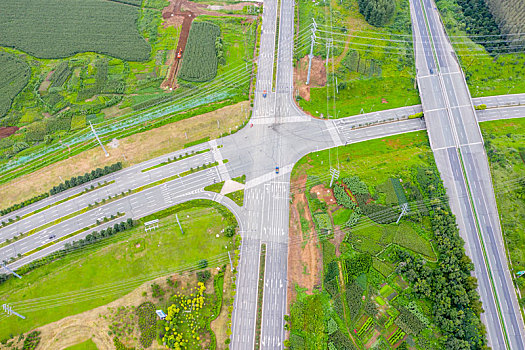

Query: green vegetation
left=0, top=3, right=257, bottom=187
left=357, top=0, right=396, bottom=27
left=179, top=22, right=221, bottom=82
left=480, top=118, right=525, bottom=304
left=296, top=0, right=419, bottom=118
left=142, top=149, right=210, bottom=172
left=204, top=181, right=225, bottom=193
left=288, top=131, right=486, bottom=348
left=0, top=200, right=237, bottom=339
left=225, top=189, right=245, bottom=206
left=436, top=0, right=525, bottom=97
left=0, top=0, right=149, bottom=61
left=0, top=52, right=30, bottom=118
left=64, top=339, right=99, bottom=350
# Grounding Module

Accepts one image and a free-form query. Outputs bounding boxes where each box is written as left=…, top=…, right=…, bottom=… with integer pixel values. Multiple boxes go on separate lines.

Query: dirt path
left=287, top=175, right=322, bottom=308
left=161, top=0, right=258, bottom=90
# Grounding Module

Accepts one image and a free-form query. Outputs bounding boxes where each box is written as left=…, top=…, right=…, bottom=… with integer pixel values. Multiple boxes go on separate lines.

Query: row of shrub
left=0, top=162, right=123, bottom=218
left=0, top=219, right=135, bottom=285
left=0, top=193, right=49, bottom=216
left=50, top=162, right=122, bottom=195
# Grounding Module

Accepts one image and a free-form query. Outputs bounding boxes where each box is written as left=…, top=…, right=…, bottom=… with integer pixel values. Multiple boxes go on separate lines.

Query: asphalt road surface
left=1, top=0, right=525, bottom=347
left=411, top=0, right=525, bottom=348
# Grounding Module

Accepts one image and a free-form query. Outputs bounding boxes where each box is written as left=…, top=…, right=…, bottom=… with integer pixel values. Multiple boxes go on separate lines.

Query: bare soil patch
left=287, top=174, right=322, bottom=308
left=293, top=55, right=326, bottom=101
left=0, top=126, right=18, bottom=140
left=0, top=101, right=250, bottom=208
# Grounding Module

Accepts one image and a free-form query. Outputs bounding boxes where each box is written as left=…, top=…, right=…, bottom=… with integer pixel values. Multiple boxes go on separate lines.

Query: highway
left=1, top=0, right=525, bottom=347
left=410, top=0, right=525, bottom=348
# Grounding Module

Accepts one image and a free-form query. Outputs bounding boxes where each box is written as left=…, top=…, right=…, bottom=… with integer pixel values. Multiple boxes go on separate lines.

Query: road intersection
left=1, top=0, right=525, bottom=348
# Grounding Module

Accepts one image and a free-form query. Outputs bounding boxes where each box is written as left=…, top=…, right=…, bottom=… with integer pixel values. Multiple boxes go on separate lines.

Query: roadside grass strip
left=141, top=149, right=210, bottom=172
left=2, top=163, right=222, bottom=252
left=0, top=180, right=114, bottom=228
left=19, top=213, right=125, bottom=259
left=254, top=243, right=267, bottom=350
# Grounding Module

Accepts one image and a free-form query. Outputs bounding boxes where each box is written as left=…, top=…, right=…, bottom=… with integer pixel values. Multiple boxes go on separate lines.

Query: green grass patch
left=184, top=136, right=210, bottom=148
left=394, top=222, right=435, bottom=260
left=64, top=339, right=99, bottom=350
left=296, top=0, right=419, bottom=118
left=204, top=181, right=225, bottom=193
left=225, top=189, right=244, bottom=206
left=0, top=200, right=236, bottom=339
left=332, top=208, right=351, bottom=226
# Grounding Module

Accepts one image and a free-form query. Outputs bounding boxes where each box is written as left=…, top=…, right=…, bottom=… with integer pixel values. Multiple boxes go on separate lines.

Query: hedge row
left=50, top=162, right=122, bottom=195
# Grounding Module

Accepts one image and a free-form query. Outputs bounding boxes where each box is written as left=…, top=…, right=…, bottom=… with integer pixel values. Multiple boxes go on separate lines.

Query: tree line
left=395, top=167, right=487, bottom=349
left=0, top=162, right=123, bottom=218
left=357, top=0, right=396, bottom=27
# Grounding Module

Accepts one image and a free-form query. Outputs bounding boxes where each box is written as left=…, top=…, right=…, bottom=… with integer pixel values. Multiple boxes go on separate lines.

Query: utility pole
left=2, top=304, right=25, bottom=319
left=329, top=168, right=340, bottom=188
left=396, top=203, right=408, bottom=224
left=2, top=263, right=21, bottom=279
left=89, top=121, right=109, bottom=157
left=175, top=214, right=184, bottom=234
left=306, top=19, right=318, bottom=85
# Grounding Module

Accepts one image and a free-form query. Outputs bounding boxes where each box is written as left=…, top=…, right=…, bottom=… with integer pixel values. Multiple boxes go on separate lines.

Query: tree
left=358, top=0, right=396, bottom=27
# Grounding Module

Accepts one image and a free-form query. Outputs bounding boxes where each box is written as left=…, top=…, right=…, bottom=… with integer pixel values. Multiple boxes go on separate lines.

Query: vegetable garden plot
left=178, top=22, right=221, bottom=82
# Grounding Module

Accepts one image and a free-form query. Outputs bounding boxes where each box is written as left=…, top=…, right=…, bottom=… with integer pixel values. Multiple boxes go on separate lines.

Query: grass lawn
left=479, top=118, right=525, bottom=299
left=295, top=0, right=419, bottom=118
left=292, top=130, right=432, bottom=187
left=64, top=339, right=99, bottom=350
left=0, top=201, right=236, bottom=339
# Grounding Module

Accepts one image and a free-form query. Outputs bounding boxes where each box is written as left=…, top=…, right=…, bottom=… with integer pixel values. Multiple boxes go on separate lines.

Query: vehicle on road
left=177, top=48, right=182, bottom=59
left=275, top=166, right=279, bottom=174
left=263, top=90, right=267, bottom=98
left=48, top=235, right=56, bottom=240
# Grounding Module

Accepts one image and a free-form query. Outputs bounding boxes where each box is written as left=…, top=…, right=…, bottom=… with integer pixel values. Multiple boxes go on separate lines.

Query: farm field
left=479, top=118, right=525, bottom=305
left=0, top=0, right=150, bottom=61
left=436, top=0, right=525, bottom=97
left=287, top=132, right=486, bottom=348
left=0, top=52, right=30, bottom=118
left=0, top=200, right=238, bottom=343
left=0, top=0, right=258, bottom=188
left=294, top=0, right=420, bottom=119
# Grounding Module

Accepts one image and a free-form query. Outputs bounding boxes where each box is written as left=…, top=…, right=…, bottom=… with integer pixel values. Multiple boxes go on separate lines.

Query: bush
left=357, top=0, right=395, bottom=27
left=345, top=280, right=363, bottom=321
left=197, top=269, right=211, bottom=283
left=136, top=302, right=156, bottom=348
left=333, top=184, right=357, bottom=209
left=21, top=331, right=41, bottom=350
left=342, top=176, right=369, bottom=195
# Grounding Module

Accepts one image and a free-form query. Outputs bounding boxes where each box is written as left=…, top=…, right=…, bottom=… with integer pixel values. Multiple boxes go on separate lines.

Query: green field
left=0, top=51, right=30, bottom=118
left=296, top=0, right=420, bottom=118
left=0, top=1, right=258, bottom=186
left=0, top=0, right=149, bottom=61
left=288, top=132, right=486, bottom=349
left=480, top=118, right=525, bottom=302
left=179, top=22, right=221, bottom=82
left=0, top=200, right=237, bottom=340
left=65, top=339, right=99, bottom=350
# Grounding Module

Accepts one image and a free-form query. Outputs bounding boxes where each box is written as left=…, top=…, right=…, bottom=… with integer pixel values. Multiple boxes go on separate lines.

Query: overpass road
left=1, top=0, right=525, bottom=347
left=411, top=0, right=525, bottom=348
